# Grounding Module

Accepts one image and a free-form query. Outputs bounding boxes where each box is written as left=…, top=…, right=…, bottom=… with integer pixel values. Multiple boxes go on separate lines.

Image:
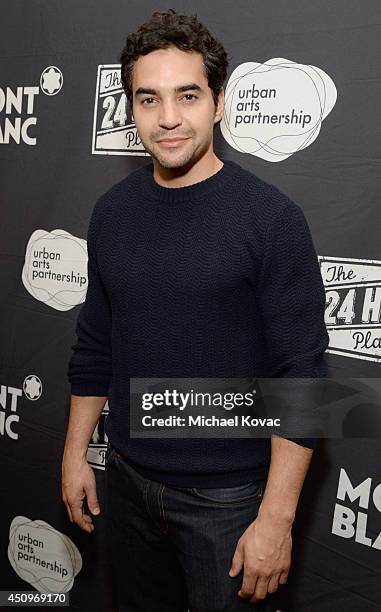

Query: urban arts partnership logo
left=92, top=64, right=148, bottom=156
left=0, top=376, right=42, bottom=441
left=8, top=516, right=82, bottom=592
left=332, top=468, right=381, bottom=550
left=87, top=402, right=109, bottom=470
left=22, top=230, right=88, bottom=311
left=0, top=66, right=63, bottom=145
left=220, top=58, right=337, bottom=162
left=320, top=256, right=381, bottom=363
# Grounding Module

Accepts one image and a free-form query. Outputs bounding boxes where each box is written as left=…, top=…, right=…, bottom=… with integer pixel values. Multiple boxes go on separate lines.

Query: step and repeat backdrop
left=1, top=1, right=381, bottom=610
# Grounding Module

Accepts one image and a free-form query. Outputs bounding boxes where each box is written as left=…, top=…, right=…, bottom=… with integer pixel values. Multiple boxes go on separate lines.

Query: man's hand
left=229, top=512, right=292, bottom=605
left=61, top=454, right=101, bottom=533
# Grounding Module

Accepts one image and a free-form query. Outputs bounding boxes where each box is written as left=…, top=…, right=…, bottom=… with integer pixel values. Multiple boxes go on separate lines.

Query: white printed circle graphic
left=23, top=375, right=42, bottom=401
left=22, top=229, right=88, bottom=312
left=8, top=516, right=82, bottom=593
left=40, top=66, right=63, bottom=96
left=220, top=57, right=337, bottom=162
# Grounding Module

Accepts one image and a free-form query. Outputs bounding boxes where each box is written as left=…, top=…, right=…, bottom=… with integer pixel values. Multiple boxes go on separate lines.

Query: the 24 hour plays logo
left=0, top=66, right=63, bottom=145
left=92, top=64, right=148, bottom=156
left=87, top=402, right=109, bottom=470
left=321, top=255, right=381, bottom=363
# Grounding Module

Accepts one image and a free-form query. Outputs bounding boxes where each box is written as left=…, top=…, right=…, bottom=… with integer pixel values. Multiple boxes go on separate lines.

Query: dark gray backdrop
left=1, top=1, right=381, bottom=610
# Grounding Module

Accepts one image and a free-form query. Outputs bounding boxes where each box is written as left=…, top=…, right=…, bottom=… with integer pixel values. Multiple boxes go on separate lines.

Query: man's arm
left=260, top=435, right=313, bottom=524
left=63, top=395, right=106, bottom=461
left=63, top=195, right=113, bottom=532
left=253, top=199, right=329, bottom=512
left=62, top=395, right=106, bottom=533
left=66, top=194, right=112, bottom=397
left=229, top=436, right=312, bottom=603
left=230, top=197, right=329, bottom=604
left=255, top=200, right=329, bottom=451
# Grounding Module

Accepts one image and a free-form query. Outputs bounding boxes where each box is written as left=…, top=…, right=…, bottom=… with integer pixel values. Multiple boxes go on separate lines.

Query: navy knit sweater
left=67, top=159, right=329, bottom=487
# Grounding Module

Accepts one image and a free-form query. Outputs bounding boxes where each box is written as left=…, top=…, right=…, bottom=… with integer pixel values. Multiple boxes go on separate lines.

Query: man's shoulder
left=89, top=163, right=151, bottom=227
left=96, top=163, right=150, bottom=207
left=232, top=161, right=301, bottom=224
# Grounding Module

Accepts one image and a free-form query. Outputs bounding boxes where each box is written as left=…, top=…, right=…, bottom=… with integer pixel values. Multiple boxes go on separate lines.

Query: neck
left=152, top=151, right=223, bottom=188
left=140, top=157, right=240, bottom=204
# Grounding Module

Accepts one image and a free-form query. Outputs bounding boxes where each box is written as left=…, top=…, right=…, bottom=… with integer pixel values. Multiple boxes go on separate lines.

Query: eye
left=141, top=97, right=156, bottom=105
left=182, top=94, right=197, bottom=101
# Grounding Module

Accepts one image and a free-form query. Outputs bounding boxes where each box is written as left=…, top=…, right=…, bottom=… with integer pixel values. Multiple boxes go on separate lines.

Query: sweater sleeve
left=67, top=197, right=112, bottom=396
left=256, top=201, right=329, bottom=450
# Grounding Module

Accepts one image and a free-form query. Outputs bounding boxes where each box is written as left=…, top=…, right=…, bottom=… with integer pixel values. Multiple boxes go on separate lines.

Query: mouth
left=156, top=137, right=190, bottom=148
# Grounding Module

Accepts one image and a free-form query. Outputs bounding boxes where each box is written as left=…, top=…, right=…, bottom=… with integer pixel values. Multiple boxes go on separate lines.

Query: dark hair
left=119, top=8, right=229, bottom=109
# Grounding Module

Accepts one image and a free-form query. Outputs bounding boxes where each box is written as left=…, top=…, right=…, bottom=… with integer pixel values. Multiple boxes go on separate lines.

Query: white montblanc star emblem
left=23, top=374, right=42, bottom=400
left=40, top=66, right=63, bottom=95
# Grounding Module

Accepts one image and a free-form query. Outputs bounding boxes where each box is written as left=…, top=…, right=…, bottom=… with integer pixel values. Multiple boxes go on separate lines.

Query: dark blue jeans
left=105, top=443, right=281, bottom=612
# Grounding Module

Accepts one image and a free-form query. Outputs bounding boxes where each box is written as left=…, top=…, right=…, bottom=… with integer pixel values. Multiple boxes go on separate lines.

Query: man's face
left=131, top=46, right=224, bottom=168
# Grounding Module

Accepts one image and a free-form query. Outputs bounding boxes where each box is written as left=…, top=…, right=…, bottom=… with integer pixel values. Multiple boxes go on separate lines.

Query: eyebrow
left=135, top=83, right=203, bottom=97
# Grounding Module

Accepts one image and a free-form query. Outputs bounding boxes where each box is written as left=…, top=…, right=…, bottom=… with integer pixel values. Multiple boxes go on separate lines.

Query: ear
left=214, top=87, right=225, bottom=124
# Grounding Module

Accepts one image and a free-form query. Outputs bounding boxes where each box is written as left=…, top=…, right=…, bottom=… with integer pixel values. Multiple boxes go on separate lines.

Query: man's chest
left=97, top=204, right=256, bottom=304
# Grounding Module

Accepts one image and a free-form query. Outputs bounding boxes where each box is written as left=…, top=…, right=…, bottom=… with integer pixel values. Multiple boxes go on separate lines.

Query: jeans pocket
left=105, top=443, right=121, bottom=467
left=190, top=479, right=265, bottom=505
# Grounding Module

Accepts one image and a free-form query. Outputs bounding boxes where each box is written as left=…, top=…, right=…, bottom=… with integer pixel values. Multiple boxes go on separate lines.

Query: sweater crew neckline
left=140, top=158, right=240, bottom=203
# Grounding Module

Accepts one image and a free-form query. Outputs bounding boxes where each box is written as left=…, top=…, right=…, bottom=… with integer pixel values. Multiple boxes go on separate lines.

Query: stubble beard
left=145, top=137, right=198, bottom=169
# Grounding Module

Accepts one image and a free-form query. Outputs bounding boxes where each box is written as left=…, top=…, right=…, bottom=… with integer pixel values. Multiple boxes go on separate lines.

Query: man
left=62, top=8, right=329, bottom=612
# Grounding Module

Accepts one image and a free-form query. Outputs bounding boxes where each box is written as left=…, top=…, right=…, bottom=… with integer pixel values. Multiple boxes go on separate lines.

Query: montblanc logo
left=320, top=255, right=381, bottom=363
left=0, top=377, right=42, bottom=440
left=40, top=66, right=63, bottom=96
left=332, top=468, right=381, bottom=550
left=220, top=57, right=337, bottom=162
left=92, top=64, right=149, bottom=156
left=23, top=375, right=42, bottom=401
left=0, top=66, right=63, bottom=145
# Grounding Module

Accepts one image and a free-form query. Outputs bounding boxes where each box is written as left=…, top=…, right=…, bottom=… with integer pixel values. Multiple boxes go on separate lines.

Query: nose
left=158, top=99, right=182, bottom=130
